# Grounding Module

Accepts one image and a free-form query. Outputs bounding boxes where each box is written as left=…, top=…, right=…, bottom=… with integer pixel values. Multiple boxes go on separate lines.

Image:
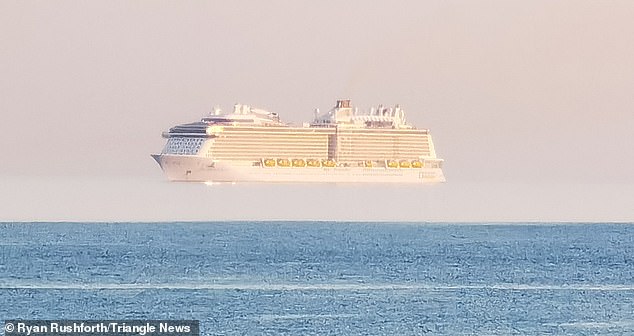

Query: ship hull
left=152, top=154, right=445, bottom=184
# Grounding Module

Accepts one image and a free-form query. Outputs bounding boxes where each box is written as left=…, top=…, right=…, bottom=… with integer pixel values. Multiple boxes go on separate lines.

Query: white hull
left=153, top=154, right=445, bottom=184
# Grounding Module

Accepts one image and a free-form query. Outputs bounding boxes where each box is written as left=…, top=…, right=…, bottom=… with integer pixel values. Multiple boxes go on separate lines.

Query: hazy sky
left=1, top=1, right=633, bottom=222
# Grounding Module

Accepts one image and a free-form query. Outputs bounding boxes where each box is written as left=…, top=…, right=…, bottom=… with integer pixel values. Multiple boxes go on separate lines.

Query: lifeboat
left=277, top=158, right=291, bottom=167
left=322, top=159, right=336, bottom=167
left=306, top=159, right=321, bottom=167
left=292, top=159, right=306, bottom=167
left=411, top=160, right=423, bottom=168
left=399, top=160, right=411, bottom=168
left=387, top=160, right=399, bottom=168
left=364, top=160, right=373, bottom=168
left=263, top=158, right=276, bottom=167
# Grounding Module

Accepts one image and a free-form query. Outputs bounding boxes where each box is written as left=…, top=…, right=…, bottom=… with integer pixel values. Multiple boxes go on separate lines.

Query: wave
left=253, top=313, right=358, bottom=321
left=545, top=321, right=634, bottom=329
left=2, top=282, right=634, bottom=291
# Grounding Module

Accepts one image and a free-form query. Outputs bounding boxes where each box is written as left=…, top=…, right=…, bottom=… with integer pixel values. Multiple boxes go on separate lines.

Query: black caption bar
left=3, top=320, right=199, bottom=336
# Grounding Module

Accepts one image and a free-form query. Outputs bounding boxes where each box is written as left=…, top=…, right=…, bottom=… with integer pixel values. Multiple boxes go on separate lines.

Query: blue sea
left=1, top=222, right=634, bottom=335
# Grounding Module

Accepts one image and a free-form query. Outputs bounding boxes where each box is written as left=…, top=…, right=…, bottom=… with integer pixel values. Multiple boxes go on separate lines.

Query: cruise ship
left=152, top=100, right=445, bottom=183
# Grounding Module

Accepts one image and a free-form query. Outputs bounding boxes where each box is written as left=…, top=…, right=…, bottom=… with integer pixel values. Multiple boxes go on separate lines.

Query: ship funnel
left=336, top=99, right=351, bottom=108
left=333, top=99, right=353, bottom=123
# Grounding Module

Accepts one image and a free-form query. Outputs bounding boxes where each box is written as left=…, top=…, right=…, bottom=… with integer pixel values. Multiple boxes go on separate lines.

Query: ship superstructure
left=152, top=100, right=445, bottom=183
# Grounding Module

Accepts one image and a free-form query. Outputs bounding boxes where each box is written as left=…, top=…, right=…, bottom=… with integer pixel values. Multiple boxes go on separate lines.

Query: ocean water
left=1, top=222, right=634, bottom=335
